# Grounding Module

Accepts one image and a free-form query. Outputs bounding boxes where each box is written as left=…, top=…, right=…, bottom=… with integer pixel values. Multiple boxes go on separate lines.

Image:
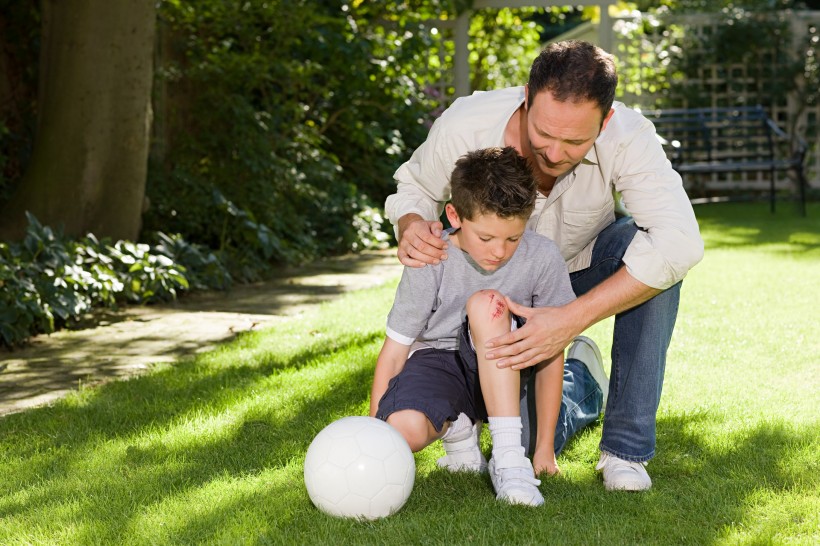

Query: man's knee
left=595, top=217, right=639, bottom=261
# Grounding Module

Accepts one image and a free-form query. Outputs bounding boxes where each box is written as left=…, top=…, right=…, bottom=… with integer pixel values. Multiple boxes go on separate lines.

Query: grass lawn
left=0, top=202, right=818, bottom=545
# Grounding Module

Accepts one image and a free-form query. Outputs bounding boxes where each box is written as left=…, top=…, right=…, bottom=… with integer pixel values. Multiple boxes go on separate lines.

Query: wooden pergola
left=448, top=1, right=614, bottom=98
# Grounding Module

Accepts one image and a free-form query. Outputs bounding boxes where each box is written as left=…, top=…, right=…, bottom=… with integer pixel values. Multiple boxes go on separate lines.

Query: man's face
left=525, top=87, right=612, bottom=179
left=446, top=204, right=527, bottom=272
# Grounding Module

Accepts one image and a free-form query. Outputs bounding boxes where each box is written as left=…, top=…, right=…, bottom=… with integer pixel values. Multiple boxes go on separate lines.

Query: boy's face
left=445, top=203, right=527, bottom=272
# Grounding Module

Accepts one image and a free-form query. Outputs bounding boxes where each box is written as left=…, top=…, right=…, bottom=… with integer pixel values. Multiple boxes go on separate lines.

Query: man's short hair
left=528, top=40, right=618, bottom=122
left=450, top=147, right=537, bottom=221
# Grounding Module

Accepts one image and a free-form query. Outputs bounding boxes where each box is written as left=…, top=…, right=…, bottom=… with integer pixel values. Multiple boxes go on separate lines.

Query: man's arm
left=369, top=337, right=411, bottom=417
left=611, top=107, right=704, bottom=290
left=532, top=354, right=563, bottom=475
left=487, top=267, right=660, bottom=370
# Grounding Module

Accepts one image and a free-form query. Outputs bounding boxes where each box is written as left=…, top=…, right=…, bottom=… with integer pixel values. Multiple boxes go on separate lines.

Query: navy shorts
left=375, top=318, right=529, bottom=432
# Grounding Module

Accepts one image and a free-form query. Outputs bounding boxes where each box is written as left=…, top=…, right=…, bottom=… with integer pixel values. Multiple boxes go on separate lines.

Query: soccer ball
left=304, top=416, right=415, bottom=520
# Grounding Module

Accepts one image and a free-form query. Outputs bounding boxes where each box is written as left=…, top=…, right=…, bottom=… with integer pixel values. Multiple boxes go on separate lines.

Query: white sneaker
left=596, top=452, right=652, bottom=491
left=488, top=449, right=544, bottom=506
left=437, top=421, right=488, bottom=472
left=567, top=335, right=608, bottom=407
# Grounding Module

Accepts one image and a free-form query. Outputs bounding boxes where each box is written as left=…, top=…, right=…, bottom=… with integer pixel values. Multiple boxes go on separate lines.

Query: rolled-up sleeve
left=613, top=116, right=705, bottom=289
left=385, top=118, right=458, bottom=230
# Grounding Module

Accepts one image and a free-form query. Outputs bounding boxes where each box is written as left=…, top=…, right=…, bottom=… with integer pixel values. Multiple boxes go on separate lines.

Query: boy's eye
left=509, top=237, right=521, bottom=242
left=480, top=237, right=492, bottom=242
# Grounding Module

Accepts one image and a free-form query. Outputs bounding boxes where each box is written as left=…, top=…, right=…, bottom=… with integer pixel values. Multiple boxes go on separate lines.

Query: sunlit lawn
left=0, top=202, right=818, bottom=545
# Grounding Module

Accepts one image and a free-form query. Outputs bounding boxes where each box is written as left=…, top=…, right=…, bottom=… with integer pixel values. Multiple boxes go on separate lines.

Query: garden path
left=0, top=249, right=402, bottom=417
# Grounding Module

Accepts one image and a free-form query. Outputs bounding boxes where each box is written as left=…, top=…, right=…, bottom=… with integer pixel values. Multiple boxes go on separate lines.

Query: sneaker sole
left=604, top=480, right=652, bottom=492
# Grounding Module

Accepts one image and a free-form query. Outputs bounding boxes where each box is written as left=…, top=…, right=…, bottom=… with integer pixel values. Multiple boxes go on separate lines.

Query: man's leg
left=570, top=217, right=681, bottom=490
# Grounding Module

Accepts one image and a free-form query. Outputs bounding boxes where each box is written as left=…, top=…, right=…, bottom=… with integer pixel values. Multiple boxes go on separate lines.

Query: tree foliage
left=145, top=0, right=442, bottom=277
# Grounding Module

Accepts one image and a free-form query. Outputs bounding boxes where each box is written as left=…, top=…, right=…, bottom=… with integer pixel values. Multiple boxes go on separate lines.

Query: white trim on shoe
left=567, top=335, right=608, bottom=407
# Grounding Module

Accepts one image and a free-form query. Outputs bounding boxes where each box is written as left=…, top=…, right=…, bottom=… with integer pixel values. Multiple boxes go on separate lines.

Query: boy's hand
left=396, top=214, right=447, bottom=268
left=485, top=298, right=580, bottom=370
left=534, top=451, right=560, bottom=476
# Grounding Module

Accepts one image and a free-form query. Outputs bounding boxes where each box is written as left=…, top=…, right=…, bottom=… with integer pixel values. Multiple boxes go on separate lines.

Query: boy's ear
left=445, top=203, right=461, bottom=228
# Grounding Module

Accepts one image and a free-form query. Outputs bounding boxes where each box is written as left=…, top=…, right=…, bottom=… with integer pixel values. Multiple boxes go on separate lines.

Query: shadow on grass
left=2, top=313, right=816, bottom=543
left=0, top=326, right=383, bottom=542
left=530, top=412, right=820, bottom=544
left=694, top=201, right=820, bottom=254
left=255, top=410, right=819, bottom=544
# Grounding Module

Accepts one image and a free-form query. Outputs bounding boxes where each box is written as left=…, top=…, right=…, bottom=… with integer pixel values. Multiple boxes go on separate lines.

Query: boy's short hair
left=528, top=40, right=617, bottom=123
left=450, top=146, right=537, bottom=221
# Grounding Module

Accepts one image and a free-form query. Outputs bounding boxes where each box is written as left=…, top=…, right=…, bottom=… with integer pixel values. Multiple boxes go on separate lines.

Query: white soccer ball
left=304, top=416, right=415, bottom=520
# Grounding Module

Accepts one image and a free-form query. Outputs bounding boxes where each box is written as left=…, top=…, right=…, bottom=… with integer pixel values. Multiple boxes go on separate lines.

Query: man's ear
left=600, top=108, right=615, bottom=132
left=445, top=203, right=461, bottom=229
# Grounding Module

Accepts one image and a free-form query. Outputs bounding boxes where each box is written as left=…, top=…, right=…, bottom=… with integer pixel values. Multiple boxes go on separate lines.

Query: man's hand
left=396, top=213, right=448, bottom=268
left=485, top=297, right=582, bottom=371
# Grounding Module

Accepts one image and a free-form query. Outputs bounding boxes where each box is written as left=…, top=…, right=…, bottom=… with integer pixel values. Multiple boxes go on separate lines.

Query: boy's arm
left=369, top=337, right=411, bottom=417
left=532, top=352, right=564, bottom=476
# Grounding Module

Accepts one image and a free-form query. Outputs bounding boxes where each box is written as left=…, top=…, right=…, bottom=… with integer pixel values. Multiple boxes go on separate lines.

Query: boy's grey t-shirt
left=386, top=229, right=575, bottom=353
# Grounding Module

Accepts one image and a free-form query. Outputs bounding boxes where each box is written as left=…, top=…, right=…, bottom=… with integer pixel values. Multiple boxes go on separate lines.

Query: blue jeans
left=521, top=217, right=681, bottom=462
left=521, top=350, right=604, bottom=457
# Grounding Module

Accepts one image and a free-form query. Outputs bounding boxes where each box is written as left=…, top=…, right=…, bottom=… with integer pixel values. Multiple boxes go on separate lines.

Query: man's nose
left=542, top=142, right=563, bottom=163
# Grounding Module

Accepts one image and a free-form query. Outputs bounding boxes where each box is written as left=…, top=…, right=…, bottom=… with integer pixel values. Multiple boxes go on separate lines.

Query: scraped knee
left=466, top=289, right=509, bottom=324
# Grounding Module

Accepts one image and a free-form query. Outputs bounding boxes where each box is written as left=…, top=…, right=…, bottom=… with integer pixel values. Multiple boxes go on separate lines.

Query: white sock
left=442, top=412, right=472, bottom=441
left=488, top=416, right=524, bottom=457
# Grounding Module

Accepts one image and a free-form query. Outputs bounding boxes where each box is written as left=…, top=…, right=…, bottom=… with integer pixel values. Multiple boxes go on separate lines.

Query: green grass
left=1, top=202, right=818, bottom=545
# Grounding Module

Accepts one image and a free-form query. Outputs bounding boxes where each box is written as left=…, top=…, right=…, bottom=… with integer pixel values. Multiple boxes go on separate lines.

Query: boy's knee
left=466, top=289, right=509, bottom=323
left=386, top=410, right=435, bottom=452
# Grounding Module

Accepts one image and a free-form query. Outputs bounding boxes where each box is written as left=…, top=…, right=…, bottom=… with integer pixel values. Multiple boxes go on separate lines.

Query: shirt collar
left=583, top=142, right=599, bottom=166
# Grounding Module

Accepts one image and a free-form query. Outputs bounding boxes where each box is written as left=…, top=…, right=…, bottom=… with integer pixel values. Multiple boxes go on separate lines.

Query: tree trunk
left=0, top=0, right=156, bottom=241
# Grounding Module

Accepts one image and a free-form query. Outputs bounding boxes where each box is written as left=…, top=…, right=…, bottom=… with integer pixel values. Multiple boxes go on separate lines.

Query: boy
left=370, top=147, right=596, bottom=506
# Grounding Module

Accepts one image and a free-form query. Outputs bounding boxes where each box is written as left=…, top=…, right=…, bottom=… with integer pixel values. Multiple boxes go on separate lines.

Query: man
left=384, top=40, right=704, bottom=491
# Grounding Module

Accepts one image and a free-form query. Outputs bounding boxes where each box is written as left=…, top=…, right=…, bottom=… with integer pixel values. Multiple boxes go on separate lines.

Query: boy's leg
left=376, top=349, right=479, bottom=457
left=520, top=340, right=606, bottom=456
left=385, top=409, right=444, bottom=452
left=466, top=289, right=543, bottom=507
left=467, top=290, right=521, bottom=416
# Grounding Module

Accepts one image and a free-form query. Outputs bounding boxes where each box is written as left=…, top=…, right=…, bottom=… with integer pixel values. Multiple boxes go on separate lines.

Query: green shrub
left=0, top=213, right=230, bottom=347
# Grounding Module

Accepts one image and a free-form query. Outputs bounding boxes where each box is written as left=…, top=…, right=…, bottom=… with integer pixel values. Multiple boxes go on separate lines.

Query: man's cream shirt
left=386, top=86, right=704, bottom=290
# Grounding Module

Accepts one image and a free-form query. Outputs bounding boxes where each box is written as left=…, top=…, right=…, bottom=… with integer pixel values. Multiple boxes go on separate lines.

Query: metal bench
left=642, top=105, right=808, bottom=216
